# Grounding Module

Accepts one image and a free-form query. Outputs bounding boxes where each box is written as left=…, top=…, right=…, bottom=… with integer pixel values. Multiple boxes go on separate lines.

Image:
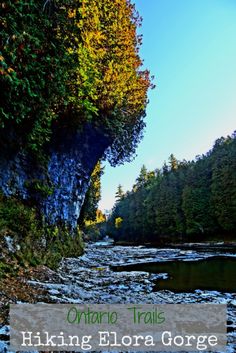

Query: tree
left=211, top=134, right=236, bottom=231
left=106, top=132, right=236, bottom=243
left=0, top=0, right=72, bottom=152
left=182, top=157, right=215, bottom=235
left=78, top=161, right=104, bottom=225
left=1, top=0, right=152, bottom=165
left=169, top=154, right=179, bottom=171
left=115, top=184, right=125, bottom=202
left=115, top=217, right=123, bottom=229
left=135, top=164, right=149, bottom=188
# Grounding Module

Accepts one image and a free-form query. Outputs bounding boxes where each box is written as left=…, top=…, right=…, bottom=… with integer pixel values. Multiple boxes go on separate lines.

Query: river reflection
left=112, top=256, right=236, bottom=292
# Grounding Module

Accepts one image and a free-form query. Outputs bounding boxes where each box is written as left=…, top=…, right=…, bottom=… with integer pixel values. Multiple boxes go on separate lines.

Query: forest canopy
left=0, top=0, right=152, bottom=164
left=107, top=132, right=236, bottom=243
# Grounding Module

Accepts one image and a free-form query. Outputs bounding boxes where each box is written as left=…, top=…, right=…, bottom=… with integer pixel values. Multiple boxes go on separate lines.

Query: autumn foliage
left=0, top=0, right=152, bottom=164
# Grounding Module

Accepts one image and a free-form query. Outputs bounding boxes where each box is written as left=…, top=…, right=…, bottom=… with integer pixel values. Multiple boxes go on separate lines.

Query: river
left=0, top=241, right=236, bottom=352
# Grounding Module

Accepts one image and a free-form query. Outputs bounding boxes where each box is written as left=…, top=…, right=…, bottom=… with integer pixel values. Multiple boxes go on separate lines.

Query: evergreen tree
left=169, top=154, right=179, bottom=171
left=135, top=165, right=149, bottom=188
left=211, top=135, right=236, bottom=231
left=106, top=132, right=236, bottom=243
left=115, top=184, right=125, bottom=202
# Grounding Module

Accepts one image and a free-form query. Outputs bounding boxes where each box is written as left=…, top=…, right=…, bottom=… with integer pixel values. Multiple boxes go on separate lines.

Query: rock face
left=0, top=124, right=111, bottom=230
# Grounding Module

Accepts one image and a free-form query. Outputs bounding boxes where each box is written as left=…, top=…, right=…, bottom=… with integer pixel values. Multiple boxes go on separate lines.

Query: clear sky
left=99, top=0, right=236, bottom=212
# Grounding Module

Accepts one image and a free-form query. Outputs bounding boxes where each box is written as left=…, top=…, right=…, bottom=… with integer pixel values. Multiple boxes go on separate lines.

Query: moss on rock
left=0, top=193, right=84, bottom=277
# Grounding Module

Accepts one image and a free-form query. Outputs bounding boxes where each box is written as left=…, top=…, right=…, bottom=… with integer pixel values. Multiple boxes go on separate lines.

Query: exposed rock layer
left=0, top=124, right=110, bottom=230
left=1, top=243, right=235, bottom=352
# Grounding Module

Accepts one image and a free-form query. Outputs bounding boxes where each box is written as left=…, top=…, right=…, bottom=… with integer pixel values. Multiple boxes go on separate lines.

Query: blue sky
left=99, top=0, right=236, bottom=212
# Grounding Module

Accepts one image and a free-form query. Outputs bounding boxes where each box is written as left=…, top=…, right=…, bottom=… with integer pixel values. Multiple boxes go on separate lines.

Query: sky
left=99, top=0, right=236, bottom=212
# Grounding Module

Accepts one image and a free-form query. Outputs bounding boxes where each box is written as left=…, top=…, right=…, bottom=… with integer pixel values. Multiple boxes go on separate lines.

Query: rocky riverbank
left=0, top=242, right=235, bottom=352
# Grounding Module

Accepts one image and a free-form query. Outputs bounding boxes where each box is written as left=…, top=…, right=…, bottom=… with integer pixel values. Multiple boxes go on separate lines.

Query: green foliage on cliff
left=0, top=0, right=70, bottom=151
left=0, top=193, right=83, bottom=275
left=1, top=0, right=152, bottom=163
left=1, top=0, right=151, bottom=271
left=107, top=132, right=236, bottom=242
left=79, top=161, right=104, bottom=225
left=78, top=161, right=107, bottom=240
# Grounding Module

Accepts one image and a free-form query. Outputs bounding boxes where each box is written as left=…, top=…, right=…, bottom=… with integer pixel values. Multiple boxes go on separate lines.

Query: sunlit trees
left=1, top=0, right=152, bottom=165
left=79, top=161, right=104, bottom=225
left=106, top=132, right=236, bottom=243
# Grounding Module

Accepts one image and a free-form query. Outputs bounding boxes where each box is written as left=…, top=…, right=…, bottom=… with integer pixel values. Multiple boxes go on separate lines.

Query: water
left=112, top=256, right=236, bottom=292
left=1, top=244, right=236, bottom=352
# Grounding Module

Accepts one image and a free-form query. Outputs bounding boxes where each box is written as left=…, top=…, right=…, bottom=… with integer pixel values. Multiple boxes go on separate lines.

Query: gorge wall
left=0, top=0, right=151, bottom=270
left=0, top=124, right=110, bottom=232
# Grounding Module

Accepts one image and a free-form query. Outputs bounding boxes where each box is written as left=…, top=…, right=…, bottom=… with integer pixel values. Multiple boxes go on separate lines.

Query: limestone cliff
left=0, top=0, right=151, bottom=268
left=0, top=124, right=111, bottom=232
